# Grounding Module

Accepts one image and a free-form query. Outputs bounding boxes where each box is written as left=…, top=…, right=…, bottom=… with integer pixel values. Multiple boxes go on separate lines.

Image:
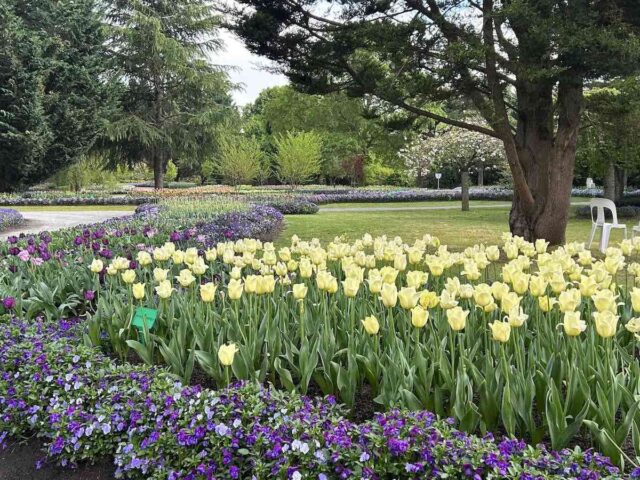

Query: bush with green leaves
left=274, top=131, right=322, bottom=187
left=216, top=135, right=263, bottom=186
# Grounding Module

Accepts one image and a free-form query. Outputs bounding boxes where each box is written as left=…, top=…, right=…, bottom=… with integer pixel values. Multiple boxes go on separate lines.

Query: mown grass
left=280, top=204, right=628, bottom=250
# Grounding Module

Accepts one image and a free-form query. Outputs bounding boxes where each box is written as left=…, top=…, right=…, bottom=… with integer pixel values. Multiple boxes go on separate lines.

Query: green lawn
left=319, top=197, right=591, bottom=210
left=279, top=204, right=624, bottom=250
left=8, top=205, right=136, bottom=212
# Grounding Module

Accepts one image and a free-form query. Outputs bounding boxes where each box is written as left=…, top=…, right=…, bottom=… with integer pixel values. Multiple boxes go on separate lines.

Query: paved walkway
left=4, top=211, right=131, bottom=237
left=320, top=201, right=589, bottom=213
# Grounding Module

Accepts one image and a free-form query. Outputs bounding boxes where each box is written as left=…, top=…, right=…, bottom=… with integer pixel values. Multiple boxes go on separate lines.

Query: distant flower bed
left=0, top=208, right=23, bottom=232
left=306, top=186, right=514, bottom=204
left=253, top=196, right=319, bottom=215
left=132, top=181, right=199, bottom=189
left=0, top=317, right=623, bottom=479
left=0, top=196, right=153, bottom=206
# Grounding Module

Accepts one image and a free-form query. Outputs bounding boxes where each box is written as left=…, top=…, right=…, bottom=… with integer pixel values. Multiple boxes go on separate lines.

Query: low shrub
left=575, top=205, right=640, bottom=220
left=0, top=317, right=626, bottom=479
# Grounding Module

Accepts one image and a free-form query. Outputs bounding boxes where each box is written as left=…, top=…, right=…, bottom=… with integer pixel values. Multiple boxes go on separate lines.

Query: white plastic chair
left=587, top=198, right=627, bottom=252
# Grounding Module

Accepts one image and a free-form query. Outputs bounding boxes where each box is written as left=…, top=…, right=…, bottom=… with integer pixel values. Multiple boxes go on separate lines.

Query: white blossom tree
left=401, top=127, right=505, bottom=210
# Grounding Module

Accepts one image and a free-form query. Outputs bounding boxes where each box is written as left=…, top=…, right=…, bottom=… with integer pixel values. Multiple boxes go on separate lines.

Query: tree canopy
left=227, top=0, right=640, bottom=243
left=0, top=0, right=111, bottom=191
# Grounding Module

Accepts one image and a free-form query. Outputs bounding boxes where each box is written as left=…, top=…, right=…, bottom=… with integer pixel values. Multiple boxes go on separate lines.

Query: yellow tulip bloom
left=625, top=317, right=640, bottom=334
left=218, top=343, right=239, bottom=366
left=132, top=282, right=145, bottom=300
left=563, top=311, right=586, bottom=336
left=90, top=259, right=104, bottom=273
left=121, top=269, right=136, bottom=285
left=361, top=315, right=380, bottom=335
left=398, top=287, right=419, bottom=310
left=447, top=307, right=469, bottom=331
left=593, top=310, right=619, bottom=338
left=342, top=278, right=361, bottom=298
left=489, top=321, right=511, bottom=342
left=558, top=289, right=581, bottom=313
left=155, top=280, right=173, bottom=299
left=419, top=290, right=439, bottom=309
left=411, top=306, right=429, bottom=328
left=380, top=283, right=398, bottom=308
left=538, top=295, right=557, bottom=312
left=153, top=268, right=169, bottom=283
left=631, top=288, right=640, bottom=313
left=227, top=279, right=244, bottom=300
left=200, top=282, right=217, bottom=303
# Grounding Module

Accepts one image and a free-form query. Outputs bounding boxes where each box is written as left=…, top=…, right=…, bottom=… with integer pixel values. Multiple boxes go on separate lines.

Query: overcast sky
left=213, top=29, right=289, bottom=106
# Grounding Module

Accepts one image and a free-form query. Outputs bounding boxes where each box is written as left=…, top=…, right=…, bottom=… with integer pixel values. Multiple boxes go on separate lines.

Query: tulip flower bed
left=5, top=225, right=640, bottom=473
left=0, top=316, right=627, bottom=479
left=0, top=208, right=23, bottom=232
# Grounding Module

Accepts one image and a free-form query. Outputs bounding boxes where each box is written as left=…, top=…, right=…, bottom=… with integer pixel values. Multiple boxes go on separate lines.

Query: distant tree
left=228, top=0, right=640, bottom=243
left=576, top=78, right=640, bottom=202
left=0, top=0, right=111, bottom=191
left=275, top=132, right=323, bottom=187
left=404, top=127, right=505, bottom=210
left=246, top=86, right=409, bottom=184
left=103, top=0, right=233, bottom=189
left=216, top=135, right=263, bottom=186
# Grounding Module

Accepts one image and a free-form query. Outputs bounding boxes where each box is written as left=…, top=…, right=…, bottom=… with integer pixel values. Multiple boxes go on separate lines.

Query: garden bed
left=0, top=208, right=24, bottom=232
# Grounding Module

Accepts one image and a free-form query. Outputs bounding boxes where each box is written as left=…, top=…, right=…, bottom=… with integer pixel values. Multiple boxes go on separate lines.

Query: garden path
left=4, top=211, right=131, bottom=237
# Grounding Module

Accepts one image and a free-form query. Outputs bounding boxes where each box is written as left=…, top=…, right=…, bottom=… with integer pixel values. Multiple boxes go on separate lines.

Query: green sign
left=132, top=307, right=158, bottom=343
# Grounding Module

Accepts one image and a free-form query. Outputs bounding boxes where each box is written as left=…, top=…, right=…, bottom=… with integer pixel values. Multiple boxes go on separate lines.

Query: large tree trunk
left=461, top=170, right=470, bottom=211
left=153, top=150, right=164, bottom=190
left=477, top=165, right=484, bottom=187
left=506, top=77, right=583, bottom=245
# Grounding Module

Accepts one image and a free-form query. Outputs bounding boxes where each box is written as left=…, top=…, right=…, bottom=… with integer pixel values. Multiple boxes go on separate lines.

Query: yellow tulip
left=490, top=282, right=510, bottom=302
left=631, top=288, right=640, bottom=313
left=406, top=270, right=427, bottom=289
left=136, top=251, right=152, bottom=267
left=394, top=253, right=407, bottom=271
left=107, top=265, right=118, bottom=276
left=325, top=277, right=338, bottom=294
left=200, top=282, right=217, bottom=303
left=485, top=245, right=500, bottom=261
left=398, top=287, right=419, bottom=310
left=361, top=315, right=380, bottom=335
left=380, top=266, right=398, bottom=284
left=132, top=282, right=145, bottom=300
left=244, top=275, right=258, bottom=294
left=562, top=311, right=586, bottom=336
left=558, top=289, right=581, bottom=313
left=459, top=284, right=474, bottom=299
left=163, top=242, right=176, bottom=255
left=489, top=321, right=511, bottom=342
left=153, top=268, right=168, bottom=283
left=205, top=248, right=217, bottom=261
left=299, top=259, right=313, bottom=278
left=342, top=278, right=360, bottom=298
left=153, top=247, right=170, bottom=262
left=155, top=280, right=173, bottom=299
left=419, top=290, right=439, bottom=309
left=90, top=259, right=104, bottom=273
left=500, top=292, right=521, bottom=313
left=625, top=317, right=640, bottom=334
left=439, top=289, right=458, bottom=309
left=426, top=258, right=444, bottom=277
left=538, top=295, right=557, bottom=312
left=176, top=269, right=195, bottom=288
left=112, top=257, right=129, bottom=270
left=218, top=343, right=239, bottom=366
left=275, top=262, right=288, bottom=277
left=506, top=307, right=528, bottom=327
left=184, top=248, right=199, bottom=265
left=292, top=283, right=308, bottom=300
left=411, top=306, right=429, bottom=328
left=592, top=289, right=617, bottom=313
left=257, top=275, right=276, bottom=295
left=172, top=250, right=185, bottom=265
left=380, top=283, right=398, bottom=308
left=593, top=310, right=619, bottom=338
left=473, top=284, right=493, bottom=307
left=528, top=276, right=547, bottom=297
left=121, top=269, right=136, bottom=285
left=227, top=279, right=244, bottom=300
left=535, top=239, right=549, bottom=254
left=368, top=278, right=383, bottom=294
left=446, top=307, right=469, bottom=331
left=190, top=258, right=207, bottom=276
left=483, top=301, right=498, bottom=313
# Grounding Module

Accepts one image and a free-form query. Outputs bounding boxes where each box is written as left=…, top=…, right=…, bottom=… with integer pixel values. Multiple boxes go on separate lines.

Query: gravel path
left=4, top=211, right=131, bottom=237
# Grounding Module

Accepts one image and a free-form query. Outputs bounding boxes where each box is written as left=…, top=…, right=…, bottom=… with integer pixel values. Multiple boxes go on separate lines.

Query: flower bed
left=0, top=316, right=625, bottom=479
left=0, top=208, right=23, bottom=232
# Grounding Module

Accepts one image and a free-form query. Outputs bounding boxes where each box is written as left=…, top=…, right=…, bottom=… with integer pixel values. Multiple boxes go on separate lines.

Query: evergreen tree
left=104, top=0, right=234, bottom=188
left=0, top=0, right=111, bottom=191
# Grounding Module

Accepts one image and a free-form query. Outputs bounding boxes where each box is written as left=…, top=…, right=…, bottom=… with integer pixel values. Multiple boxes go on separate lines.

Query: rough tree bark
left=153, top=150, right=165, bottom=190
left=604, top=162, right=626, bottom=203
left=477, top=166, right=484, bottom=187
